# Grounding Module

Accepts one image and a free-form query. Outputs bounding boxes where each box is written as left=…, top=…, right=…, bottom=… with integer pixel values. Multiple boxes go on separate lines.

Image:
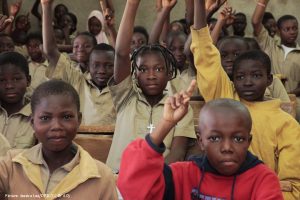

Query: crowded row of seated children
left=0, top=0, right=299, bottom=199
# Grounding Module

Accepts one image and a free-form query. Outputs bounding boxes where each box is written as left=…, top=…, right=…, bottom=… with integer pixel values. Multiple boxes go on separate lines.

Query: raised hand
left=162, top=0, right=177, bottom=9
left=9, top=0, right=22, bottom=16
left=218, top=5, right=235, bottom=26
left=206, top=0, right=227, bottom=20
left=163, top=80, right=196, bottom=124
left=0, top=15, right=13, bottom=32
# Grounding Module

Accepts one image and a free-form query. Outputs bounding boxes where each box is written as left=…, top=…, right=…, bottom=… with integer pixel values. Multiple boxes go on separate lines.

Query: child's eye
left=235, top=75, right=244, bottom=80
left=233, top=136, right=245, bottom=143
left=253, top=74, right=262, bottom=79
left=138, top=67, right=146, bottom=73
left=234, top=52, right=240, bottom=57
left=155, top=67, right=164, bottom=72
left=208, top=136, right=220, bottom=142
left=40, top=116, right=50, bottom=121
left=221, top=54, right=227, bottom=58
left=63, top=115, right=74, bottom=120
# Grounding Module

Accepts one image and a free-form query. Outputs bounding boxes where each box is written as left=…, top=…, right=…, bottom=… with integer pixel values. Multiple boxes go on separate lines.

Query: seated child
left=25, top=32, right=48, bottom=96
left=106, top=0, right=196, bottom=171
left=42, top=0, right=116, bottom=126
left=0, top=80, right=118, bottom=199
left=117, top=83, right=283, bottom=200
left=217, top=36, right=290, bottom=103
left=0, top=33, right=14, bottom=53
left=0, top=52, right=35, bottom=149
left=252, top=0, right=300, bottom=121
left=191, top=0, right=300, bottom=198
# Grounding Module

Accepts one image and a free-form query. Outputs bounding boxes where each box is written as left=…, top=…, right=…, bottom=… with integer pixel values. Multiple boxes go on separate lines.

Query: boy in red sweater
left=117, top=80, right=283, bottom=200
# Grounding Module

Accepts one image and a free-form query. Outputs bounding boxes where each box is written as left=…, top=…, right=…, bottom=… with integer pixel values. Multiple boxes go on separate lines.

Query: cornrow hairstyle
left=31, top=79, right=80, bottom=114
left=130, top=44, right=177, bottom=80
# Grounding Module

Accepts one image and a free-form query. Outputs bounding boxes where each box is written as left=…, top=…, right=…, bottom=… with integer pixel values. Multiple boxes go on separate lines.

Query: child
left=131, top=26, right=149, bottom=53
left=191, top=0, right=300, bottom=199
left=42, top=0, right=116, bottom=126
left=25, top=32, right=48, bottom=96
left=87, top=10, right=109, bottom=44
left=232, top=12, right=247, bottom=37
left=0, top=33, right=14, bottom=53
left=117, top=83, right=283, bottom=199
left=217, top=36, right=290, bottom=103
left=0, top=52, right=35, bottom=149
left=252, top=0, right=300, bottom=121
left=106, top=0, right=196, bottom=171
left=0, top=80, right=118, bottom=199
left=262, top=12, right=277, bottom=38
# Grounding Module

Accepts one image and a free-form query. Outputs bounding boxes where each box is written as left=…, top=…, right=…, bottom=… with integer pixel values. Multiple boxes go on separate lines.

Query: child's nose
left=220, top=140, right=233, bottom=153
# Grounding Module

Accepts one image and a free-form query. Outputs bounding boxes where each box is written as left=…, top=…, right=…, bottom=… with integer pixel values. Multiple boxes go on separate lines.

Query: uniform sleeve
left=97, top=163, right=119, bottom=200
left=108, top=76, right=135, bottom=112
left=277, top=117, right=300, bottom=199
left=190, top=26, right=236, bottom=102
left=255, top=26, right=278, bottom=53
left=254, top=166, right=284, bottom=200
left=117, top=135, right=166, bottom=200
left=0, top=135, right=10, bottom=157
left=0, top=152, right=13, bottom=198
left=45, top=53, right=82, bottom=85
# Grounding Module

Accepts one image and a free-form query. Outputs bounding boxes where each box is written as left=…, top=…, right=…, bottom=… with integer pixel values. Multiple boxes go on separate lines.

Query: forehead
left=280, top=19, right=298, bottom=28
left=90, top=50, right=114, bottom=61
left=235, top=59, right=267, bottom=73
left=219, top=39, right=248, bottom=51
left=132, top=32, right=147, bottom=41
left=200, top=108, right=250, bottom=135
left=168, top=35, right=186, bottom=46
left=27, top=38, right=42, bottom=45
left=34, top=94, right=77, bottom=112
left=136, top=51, right=165, bottom=65
left=74, top=35, right=93, bottom=44
left=89, top=17, right=101, bottom=24
left=0, top=63, right=24, bottom=74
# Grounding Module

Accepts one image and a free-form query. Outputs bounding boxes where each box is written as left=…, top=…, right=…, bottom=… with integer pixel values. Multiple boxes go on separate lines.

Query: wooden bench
left=74, top=125, right=115, bottom=163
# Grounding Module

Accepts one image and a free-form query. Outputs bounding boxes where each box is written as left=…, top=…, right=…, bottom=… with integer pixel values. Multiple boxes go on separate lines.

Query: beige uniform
left=0, top=134, right=10, bottom=157
left=106, top=76, right=196, bottom=171
left=0, top=101, right=35, bottom=149
left=47, top=53, right=116, bottom=126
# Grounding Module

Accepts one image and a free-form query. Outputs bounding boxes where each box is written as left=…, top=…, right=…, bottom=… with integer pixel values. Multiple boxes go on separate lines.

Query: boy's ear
left=30, top=115, right=34, bottom=127
left=248, top=135, right=252, bottom=144
left=266, top=74, right=273, bottom=87
left=196, top=132, right=205, bottom=150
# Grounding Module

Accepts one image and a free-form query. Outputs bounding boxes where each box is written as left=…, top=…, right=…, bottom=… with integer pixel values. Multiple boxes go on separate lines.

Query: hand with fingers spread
left=164, top=80, right=196, bottom=125
left=218, top=5, right=235, bottom=26
left=206, top=0, right=227, bottom=19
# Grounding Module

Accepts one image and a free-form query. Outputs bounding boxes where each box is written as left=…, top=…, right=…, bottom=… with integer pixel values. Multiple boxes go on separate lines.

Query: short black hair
left=217, top=36, right=249, bottom=50
left=235, top=12, right=246, bottom=19
left=31, top=79, right=80, bottom=114
left=75, top=31, right=97, bottom=46
left=131, top=44, right=177, bottom=79
left=0, top=51, right=29, bottom=77
left=54, top=4, right=68, bottom=16
left=26, top=32, right=43, bottom=44
left=133, top=26, right=149, bottom=44
left=233, top=50, right=271, bottom=78
left=262, top=12, right=275, bottom=25
left=277, top=15, right=298, bottom=29
left=244, top=37, right=260, bottom=50
left=92, top=43, right=115, bottom=53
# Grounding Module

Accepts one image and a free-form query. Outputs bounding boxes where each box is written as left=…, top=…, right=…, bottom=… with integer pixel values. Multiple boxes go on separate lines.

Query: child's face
left=59, top=14, right=74, bottom=29
left=135, top=52, right=170, bottom=97
left=26, top=39, right=43, bottom=62
left=279, top=19, right=298, bottom=46
left=0, top=64, right=30, bottom=104
left=72, top=35, right=94, bottom=64
left=219, top=39, right=248, bottom=77
left=263, top=18, right=277, bottom=37
left=31, top=94, right=81, bottom=154
left=16, top=16, right=29, bottom=31
left=233, top=15, right=247, bottom=34
left=233, top=59, right=272, bottom=102
left=55, top=5, right=68, bottom=19
left=131, top=32, right=147, bottom=53
left=199, top=109, right=251, bottom=176
left=0, top=36, right=14, bottom=53
left=89, top=50, right=114, bottom=90
left=168, top=36, right=186, bottom=68
left=88, top=17, right=102, bottom=36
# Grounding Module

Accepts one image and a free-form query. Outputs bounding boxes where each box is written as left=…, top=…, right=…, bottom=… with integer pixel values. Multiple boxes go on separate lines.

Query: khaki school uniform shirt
left=0, top=101, right=35, bottom=149
left=265, top=76, right=290, bottom=102
left=0, top=134, right=10, bottom=157
left=26, top=59, right=49, bottom=97
left=106, top=76, right=196, bottom=171
left=256, top=27, right=300, bottom=120
left=24, top=143, right=79, bottom=193
left=47, top=53, right=116, bottom=126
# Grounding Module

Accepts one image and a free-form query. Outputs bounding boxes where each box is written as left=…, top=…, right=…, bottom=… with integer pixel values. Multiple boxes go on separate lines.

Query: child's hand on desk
left=163, top=80, right=196, bottom=125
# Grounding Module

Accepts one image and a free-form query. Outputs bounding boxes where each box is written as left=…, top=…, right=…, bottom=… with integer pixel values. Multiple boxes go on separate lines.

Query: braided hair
left=130, top=44, right=177, bottom=80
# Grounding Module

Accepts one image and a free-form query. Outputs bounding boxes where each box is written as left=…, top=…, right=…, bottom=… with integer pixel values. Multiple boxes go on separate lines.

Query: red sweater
left=117, top=135, right=283, bottom=200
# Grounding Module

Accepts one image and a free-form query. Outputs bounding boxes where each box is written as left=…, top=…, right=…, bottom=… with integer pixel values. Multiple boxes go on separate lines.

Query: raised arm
left=149, top=0, right=177, bottom=44
left=41, top=0, right=60, bottom=75
left=114, top=0, right=140, bottom=84
left=31, top=0, right=42, bottom=22
left=252, top=0, right=269, bottom=36
left=193, top=0, right=207, bottom=30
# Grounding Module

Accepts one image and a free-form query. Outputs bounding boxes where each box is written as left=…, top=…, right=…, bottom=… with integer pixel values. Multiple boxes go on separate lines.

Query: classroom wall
left=10, top=0, right=300, bottom=42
